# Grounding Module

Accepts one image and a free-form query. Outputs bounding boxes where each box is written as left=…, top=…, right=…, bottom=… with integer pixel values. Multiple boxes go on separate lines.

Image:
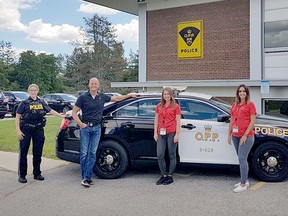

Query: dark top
left=75, top=91, right=111, bottom=124
left=17, top=97, right=52, bottom=124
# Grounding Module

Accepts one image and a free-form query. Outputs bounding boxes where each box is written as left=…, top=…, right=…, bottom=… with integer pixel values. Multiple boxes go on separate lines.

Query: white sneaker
left=234, top=182, right=249, bottom=188
left=233, top=185, right=247, bottom=193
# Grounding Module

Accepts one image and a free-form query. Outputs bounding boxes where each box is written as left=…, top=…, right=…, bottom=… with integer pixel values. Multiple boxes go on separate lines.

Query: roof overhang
left=84, top=0, right=227, bottom=16
left=84, top=0, right=139, bottom=15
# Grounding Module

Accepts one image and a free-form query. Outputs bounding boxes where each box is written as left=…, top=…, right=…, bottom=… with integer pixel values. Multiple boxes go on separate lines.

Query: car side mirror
left=103, top=116, right=114, bottom=120
left=217, top=114, right=230, bottom=123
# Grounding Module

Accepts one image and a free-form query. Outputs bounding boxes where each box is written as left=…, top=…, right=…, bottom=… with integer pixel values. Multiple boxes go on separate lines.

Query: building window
left=265, top=20, right=288, bottom=50
left=264, top=100, right=288, bottom=118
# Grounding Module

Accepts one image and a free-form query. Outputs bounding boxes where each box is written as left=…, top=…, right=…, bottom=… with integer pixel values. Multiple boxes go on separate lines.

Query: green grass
left=0, top=117, right=63, bottom=159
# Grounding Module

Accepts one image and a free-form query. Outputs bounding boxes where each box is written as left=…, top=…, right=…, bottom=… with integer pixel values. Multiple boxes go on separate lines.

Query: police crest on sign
left=178, top=20, right=203, bottom=59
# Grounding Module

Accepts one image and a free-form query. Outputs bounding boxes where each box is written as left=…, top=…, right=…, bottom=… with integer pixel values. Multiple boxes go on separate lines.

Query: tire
left=251, top=142, right=288, bottom=182
left=62, top=106, right=70, bottom=114
left=94, top=140, right=129, bottom=179
left=0, top=115, right=4, bottom=119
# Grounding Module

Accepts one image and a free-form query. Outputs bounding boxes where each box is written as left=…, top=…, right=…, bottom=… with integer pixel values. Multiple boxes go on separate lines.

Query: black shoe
left=87, top=180, right=94, bottom=185
left=18, top=177, right=27, bottom=183
left=81, top=180, right=90, bottom=187
left=163, top=176, right=173, bottom=185
left=156, top=176, right=167, bottom=185
left=34, top=175, right=45, bottom=181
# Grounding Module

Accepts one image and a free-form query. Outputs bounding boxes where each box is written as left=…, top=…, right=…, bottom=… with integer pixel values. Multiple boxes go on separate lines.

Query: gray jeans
left=157, top=133, right=177, bottom=175
left=232, top=135, right=254, bottom=184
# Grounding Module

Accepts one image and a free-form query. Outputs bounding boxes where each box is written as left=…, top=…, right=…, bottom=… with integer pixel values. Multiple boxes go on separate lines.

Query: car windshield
left=13, top=92, right=29, bottom=100
left=209, top=96, right=231, bottom=113
left=59, top=94, right=77, bottom=101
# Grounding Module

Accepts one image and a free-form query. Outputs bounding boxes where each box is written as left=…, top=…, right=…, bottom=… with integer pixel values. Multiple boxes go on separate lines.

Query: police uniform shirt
left=75, top=91, right=111, bottom=124
left=17, top=97, right=51, bottom=123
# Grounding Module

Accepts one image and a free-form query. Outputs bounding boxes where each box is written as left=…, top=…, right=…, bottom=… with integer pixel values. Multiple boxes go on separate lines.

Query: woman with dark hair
left=154, top=87, right=181, bottom=185
left=228, top=84, right=256, bottom=192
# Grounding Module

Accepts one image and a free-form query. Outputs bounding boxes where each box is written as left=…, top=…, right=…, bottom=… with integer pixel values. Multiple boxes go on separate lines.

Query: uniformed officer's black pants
left=18, top=126, right=45, bottom=178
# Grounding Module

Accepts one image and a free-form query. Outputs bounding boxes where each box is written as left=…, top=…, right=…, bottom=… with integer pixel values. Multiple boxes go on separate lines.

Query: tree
left=0, top=60, right=14, bottom=90
left=122, top=50, right=139, bottom=82
left=37, top=53, right=64, bottom=93
left=10, top=51, right=63, bottom=93
left=65, top=14, right=127, bottom=93
left=64, top=47, right=93, bottom=91
left=0, top=41, right=16, bottom=65
left=0, top=41, right=16, bottom=90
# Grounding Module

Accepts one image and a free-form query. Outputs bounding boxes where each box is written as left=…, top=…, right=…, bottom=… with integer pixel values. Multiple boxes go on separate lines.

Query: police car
left=56, top=92, right=288, bottom=182
left=0, top=91, right=9, bottom=119
left=3, top=91, right=29, bottom=117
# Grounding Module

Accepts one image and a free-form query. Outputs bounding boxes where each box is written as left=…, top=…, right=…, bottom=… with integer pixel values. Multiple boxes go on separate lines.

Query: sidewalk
left=0, top=151, right=70, bottom=173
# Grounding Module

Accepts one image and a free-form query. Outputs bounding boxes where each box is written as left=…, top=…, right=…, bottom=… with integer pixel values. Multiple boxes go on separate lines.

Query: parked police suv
left=41, top=93, right=77, bottom=114
left=3, top=91, right=29, bottom=117
left=0, top=91, right=8, bottom=119
left=56, top=92, right=288, bottom=182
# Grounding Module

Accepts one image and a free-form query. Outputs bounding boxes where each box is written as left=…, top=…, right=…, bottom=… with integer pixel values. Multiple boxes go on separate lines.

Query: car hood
left=256, top=114, right=288, bottom=129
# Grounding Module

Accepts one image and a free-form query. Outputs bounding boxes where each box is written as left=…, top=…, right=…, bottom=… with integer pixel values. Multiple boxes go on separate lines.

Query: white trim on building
left=138, top=3, right=147, bottom=82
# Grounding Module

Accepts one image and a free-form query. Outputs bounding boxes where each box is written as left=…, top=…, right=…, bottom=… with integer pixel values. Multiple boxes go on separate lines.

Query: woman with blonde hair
left=16, top=84, right=66, bottom=183
left=154, top=87, right=181, bottom=185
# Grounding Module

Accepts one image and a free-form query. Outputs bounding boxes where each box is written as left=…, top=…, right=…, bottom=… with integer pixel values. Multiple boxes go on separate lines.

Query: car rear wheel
left=251, top=142, right=288, bottom=182
left=94, top=140, right=129, bottom=179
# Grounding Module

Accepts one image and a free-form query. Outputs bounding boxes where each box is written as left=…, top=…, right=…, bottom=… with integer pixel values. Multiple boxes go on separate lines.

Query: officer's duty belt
left=24, top=123, right=42, bottom=128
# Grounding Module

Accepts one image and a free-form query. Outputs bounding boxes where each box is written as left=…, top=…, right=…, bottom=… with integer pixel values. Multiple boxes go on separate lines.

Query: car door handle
left=181, top=124, right=196, bottom=130
left=121, top=122, right=135, bottom=128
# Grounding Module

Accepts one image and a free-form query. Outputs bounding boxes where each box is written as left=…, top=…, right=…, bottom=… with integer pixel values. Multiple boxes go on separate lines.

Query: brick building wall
left=147, top=0, right=250, bottom=81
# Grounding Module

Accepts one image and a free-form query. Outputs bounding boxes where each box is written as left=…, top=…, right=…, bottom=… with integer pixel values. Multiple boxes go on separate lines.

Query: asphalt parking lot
left=0, top=153, right=287, bottom=216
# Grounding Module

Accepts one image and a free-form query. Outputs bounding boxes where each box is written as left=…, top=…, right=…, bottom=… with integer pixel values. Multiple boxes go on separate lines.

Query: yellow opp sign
left=177, top=20, right=203, bottom=59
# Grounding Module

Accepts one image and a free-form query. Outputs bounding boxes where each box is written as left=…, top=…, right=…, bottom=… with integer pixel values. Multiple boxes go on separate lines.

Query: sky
left=0, top=0, right=139, bottom=58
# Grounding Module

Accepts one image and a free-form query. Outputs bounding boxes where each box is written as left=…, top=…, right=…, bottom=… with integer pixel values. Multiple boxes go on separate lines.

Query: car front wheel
left=94, top=140, right=129, bottom=179
left=62, top=106, right=70, bottom=114
left=251, top=142, right=288, bottom=182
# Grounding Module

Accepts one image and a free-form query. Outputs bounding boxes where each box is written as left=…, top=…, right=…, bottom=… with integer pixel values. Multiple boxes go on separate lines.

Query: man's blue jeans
left=80, top=125, right=101, bottom=181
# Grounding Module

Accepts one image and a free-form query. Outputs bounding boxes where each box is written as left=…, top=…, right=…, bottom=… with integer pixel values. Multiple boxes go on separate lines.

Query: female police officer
left=15, top=84, right=66, bottom=183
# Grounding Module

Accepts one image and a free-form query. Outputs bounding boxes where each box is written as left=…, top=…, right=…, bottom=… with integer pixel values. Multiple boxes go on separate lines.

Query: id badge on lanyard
left=160, top=107, right=167, bottom=135
left=160, top=128, right=166, bottom=135
left=233, top=126, right=238, bottom=133
left=233, top=105, right=240, bottom=133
